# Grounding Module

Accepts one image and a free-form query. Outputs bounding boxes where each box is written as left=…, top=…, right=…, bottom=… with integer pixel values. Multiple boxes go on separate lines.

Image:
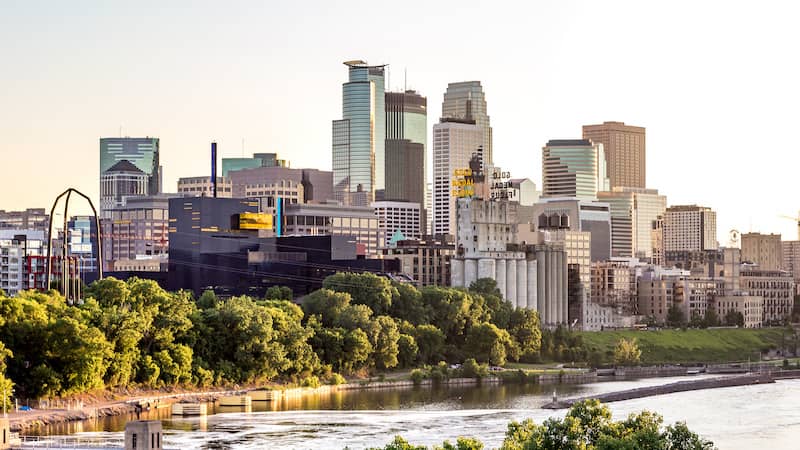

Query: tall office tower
left=332, top=60, right=386, bottom=206
left=384, top=91, right=427, bottom=208
left=432, top=118, right=483, bottom=237
left=582, top=121, right=646, bottom=189
left=541, top=140, right=609, bottom=200
left=99, top=137, right=161, bottom=196
left=598, top=187, right=667, bottom=259
left=662, top=205, right=718, bottom=252
left=99, top=160, right=149, bottom=218
left=442, top=81, right=493, bottom=165
left=741, top=232, right=783, bottom=270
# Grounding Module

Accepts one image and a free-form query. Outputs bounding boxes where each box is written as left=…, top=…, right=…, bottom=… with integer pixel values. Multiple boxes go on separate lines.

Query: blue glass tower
left=332, top=60, right=386, bottom=206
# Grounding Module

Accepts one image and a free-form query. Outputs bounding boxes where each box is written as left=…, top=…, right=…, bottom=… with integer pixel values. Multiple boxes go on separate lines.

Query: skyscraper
left=442, top=82, right=492, bottom=165
left=99, top=160, right=149, bottom=217
left=384, top=90, right=427, bottom=229
left=332, top=60, right=386, bottom=206
left=598, top=187, right=667, bottom=258
left=663, top=205, right=718, bottom=252
left=432, top=118, right=483, bottom=237
left=582, top=121, right=646, bottom=189
left=99, top=137, right=161, bottom=196
left=541, top=139, right=609, bottom=200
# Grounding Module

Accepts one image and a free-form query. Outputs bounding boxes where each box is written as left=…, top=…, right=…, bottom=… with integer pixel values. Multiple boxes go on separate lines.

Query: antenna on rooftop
left=404, top=67, right=407, bottom=92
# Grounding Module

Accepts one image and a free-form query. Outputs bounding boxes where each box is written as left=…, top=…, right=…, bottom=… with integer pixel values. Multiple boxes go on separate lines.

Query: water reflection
left=26, top=376, right=792, bottom=450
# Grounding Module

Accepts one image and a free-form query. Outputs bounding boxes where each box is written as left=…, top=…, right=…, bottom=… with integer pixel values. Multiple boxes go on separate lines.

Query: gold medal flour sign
left=452, top=168, right=476, bottom=198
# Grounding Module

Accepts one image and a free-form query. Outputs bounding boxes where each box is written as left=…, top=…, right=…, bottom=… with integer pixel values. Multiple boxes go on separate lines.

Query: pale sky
left=1, top=0, right=799, bottom=241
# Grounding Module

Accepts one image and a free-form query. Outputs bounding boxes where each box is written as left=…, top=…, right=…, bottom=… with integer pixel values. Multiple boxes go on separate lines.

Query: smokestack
left=211, top=142, right=218, bottom=198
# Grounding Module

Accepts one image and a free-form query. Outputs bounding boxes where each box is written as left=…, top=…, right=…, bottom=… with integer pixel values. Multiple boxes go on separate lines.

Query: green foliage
left=390, top=282, right=430, bottom=325
left=371, top=401, right=713, bottom=449
left=724, top=310, right=745, bottom=327
left=465, top=322, right=518, bottom=366
left=0, top=341, right=13, bottom=409
left=410, top=368, right=426, bottom=385
left=326, top=373, right=346, bottom=385
left=500, top=399, right=715, bottom=450
left=413, top=324, right=446, bottom=364
left=397, top=334, right=419, bottom=368
left=613, top=338, right=642, bottom=366
left=197, top=290, right=218, bottom=309
left=369, top=316, right=401, bottom=370
left=300, top=375, right=321, bottom=388
left=0, top=271, right=548, bottom=400
left=508, top=309, right=542, bottom=361
left=265, top=285, right=293, bottom=301
left=667, top=305, right=687, bottom=328
left=460, top=358, right=489, bottom=379
left=579, top=328, right=786, bottom=364
left=323, top=272, right=397, bottom=315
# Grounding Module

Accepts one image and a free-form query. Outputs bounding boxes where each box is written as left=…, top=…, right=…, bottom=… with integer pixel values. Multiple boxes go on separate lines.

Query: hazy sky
left=2, top=0, right=799, bottom=241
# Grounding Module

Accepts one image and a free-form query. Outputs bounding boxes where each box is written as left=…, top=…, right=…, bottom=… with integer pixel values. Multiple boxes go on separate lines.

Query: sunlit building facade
left=541, top=140, right=609, bottom=200
left=598, top=187, right=666, bottom=259
left=332, top=61, right=386, bottom=206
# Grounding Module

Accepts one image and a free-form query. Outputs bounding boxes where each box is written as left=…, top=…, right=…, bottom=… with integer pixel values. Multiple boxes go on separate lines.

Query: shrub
left=301, top=375, right=321, bottom=388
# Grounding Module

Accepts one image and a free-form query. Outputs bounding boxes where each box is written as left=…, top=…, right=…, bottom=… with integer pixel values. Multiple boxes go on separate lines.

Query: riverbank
left=5, top=365, right=713, bottom=433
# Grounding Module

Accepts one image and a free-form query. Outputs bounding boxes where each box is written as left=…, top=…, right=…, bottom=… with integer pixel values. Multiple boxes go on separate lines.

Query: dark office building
left=167, top=197, right=262, bottom=294
left=385, top=90, right=427, bottom=228
left=249, top=235, right=399, bottom=296
left=167, top=196, right=399, bottom=297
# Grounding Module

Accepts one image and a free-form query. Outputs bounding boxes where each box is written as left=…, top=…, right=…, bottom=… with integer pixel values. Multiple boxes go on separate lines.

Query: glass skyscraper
left=99, top=137, right=161, bottom=195
left=442, top=81, right=492, bottom=165
left=332, top=60, right=386, bottom=206
left=384, top=90, right=427, bottom=206
left=541, top=139, right=609, bottom=200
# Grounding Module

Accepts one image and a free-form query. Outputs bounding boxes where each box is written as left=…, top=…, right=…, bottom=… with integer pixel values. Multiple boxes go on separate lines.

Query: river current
left=26, top=376, right=800, bottom=449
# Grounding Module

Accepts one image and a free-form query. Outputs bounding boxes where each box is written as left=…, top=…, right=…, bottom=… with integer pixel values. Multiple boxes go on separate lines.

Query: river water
left=25, top=376, right=800, bottom=449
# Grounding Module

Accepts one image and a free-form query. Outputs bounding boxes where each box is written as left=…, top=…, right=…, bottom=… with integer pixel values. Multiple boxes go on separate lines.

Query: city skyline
left=2, top=1, right=800, bottom=241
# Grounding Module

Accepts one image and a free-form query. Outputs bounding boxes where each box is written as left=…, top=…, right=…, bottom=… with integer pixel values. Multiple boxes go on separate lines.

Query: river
left=24, top=376, right=800, bottom=449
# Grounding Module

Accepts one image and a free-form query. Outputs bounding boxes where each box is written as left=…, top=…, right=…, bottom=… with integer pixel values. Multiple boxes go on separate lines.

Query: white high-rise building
left=663, top=205, right=718, bottom=252
left=372, top=201, right=422, bottom=245
left=442, top=81, right=492, bottom=165
left=432, top=119, right=483, bottom=237
left=598, top=187, right=667, bottom=259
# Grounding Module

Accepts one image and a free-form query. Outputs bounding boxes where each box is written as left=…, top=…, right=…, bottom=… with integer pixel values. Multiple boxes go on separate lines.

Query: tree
left=197, top=290, right=218, bottom=309
left=397, top=334, right=419, bottom=368
left=0, top=341, right=13, bottom=411
left=507, top=308, right=542, bottom=361
left=465, top=322, right=517, bottom=366
left=413, top=324, right=446, bottom=364
left=704, top=308, right=719, bottom=327
left=368, top=316, right=400, bottom=370
left=343, top=328, right=372, bottom=373
left=613, top=337, right=642, bottom=366
left=390, top=282, right=429, bottom=325
left=323, top=272, right=397, bottom=315
left=302, top=289, right=353, bottom=327
left=724, top=310, right=745, bottom=327
left=265, top=285, right=293, bottom=301
left=667, top=305, right=686, bottom=328
left=500, top=399, right=715, bottom=450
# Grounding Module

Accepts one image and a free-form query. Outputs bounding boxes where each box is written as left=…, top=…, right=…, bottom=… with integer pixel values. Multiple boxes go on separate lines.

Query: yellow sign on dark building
left=238, top=212, right=273, bottom=230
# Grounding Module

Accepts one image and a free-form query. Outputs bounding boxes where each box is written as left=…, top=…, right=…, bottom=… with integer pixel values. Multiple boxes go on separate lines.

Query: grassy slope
left=579, top=328, right=787, bottom=364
